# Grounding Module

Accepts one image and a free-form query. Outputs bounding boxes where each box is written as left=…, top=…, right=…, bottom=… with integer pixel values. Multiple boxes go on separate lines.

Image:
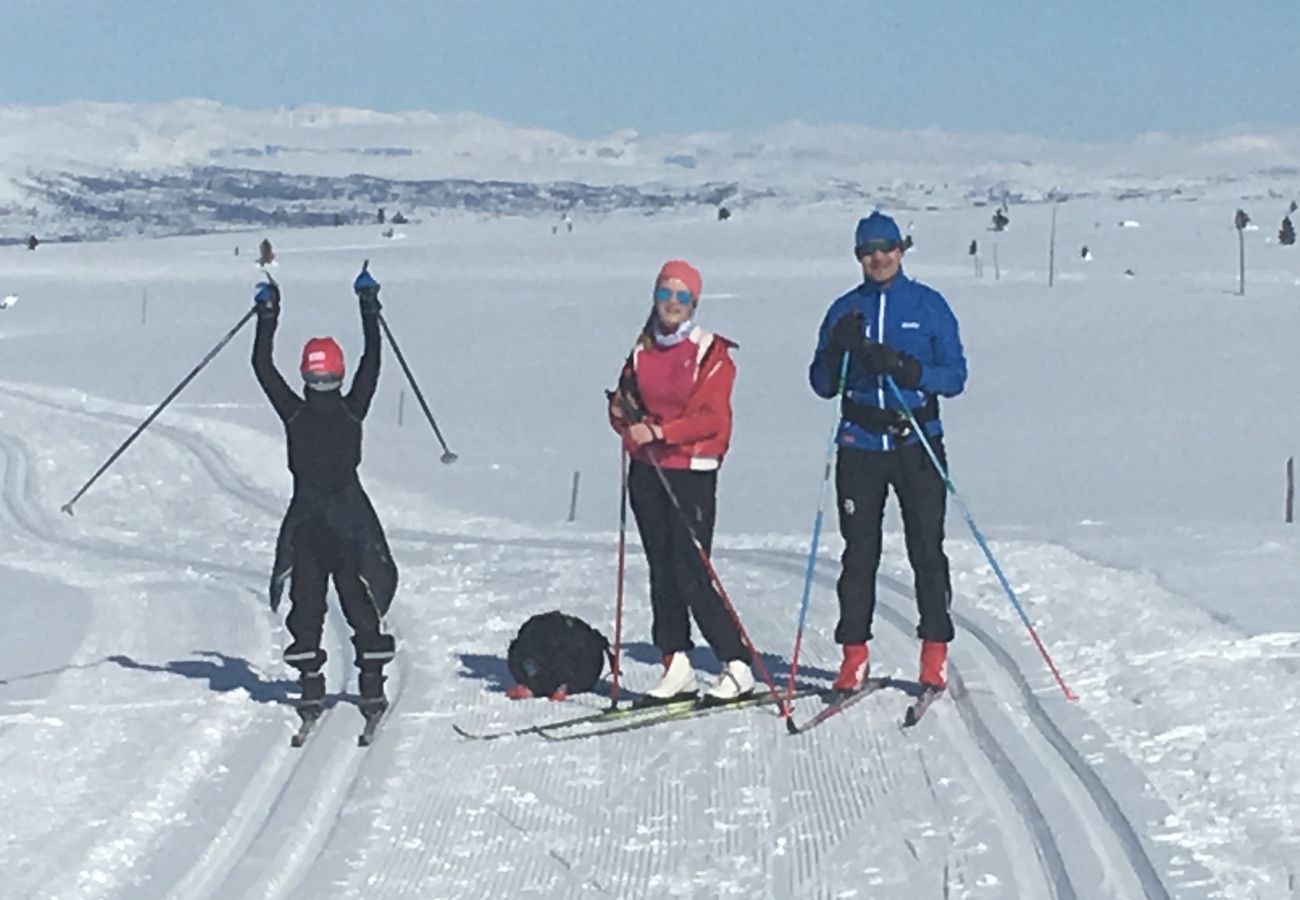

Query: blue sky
left=2, top=0, right=1296, bottom=141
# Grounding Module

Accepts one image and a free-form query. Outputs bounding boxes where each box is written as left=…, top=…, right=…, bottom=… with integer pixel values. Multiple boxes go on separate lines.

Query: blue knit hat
left=854, top=212, right=903, bottom=250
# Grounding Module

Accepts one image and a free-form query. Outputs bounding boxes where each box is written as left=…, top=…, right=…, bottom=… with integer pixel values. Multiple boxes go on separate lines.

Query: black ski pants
left=834, top=440, right=954, bottom=645
left=283, top=517, right=395, bottom=676
left=627, top=461, right=749, bottom=663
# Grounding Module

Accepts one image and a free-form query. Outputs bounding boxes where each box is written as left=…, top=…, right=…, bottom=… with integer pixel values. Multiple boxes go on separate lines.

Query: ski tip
left=784, top=716, right=800, bottom=735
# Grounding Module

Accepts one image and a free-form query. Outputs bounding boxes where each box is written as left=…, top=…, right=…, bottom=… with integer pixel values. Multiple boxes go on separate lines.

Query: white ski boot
left=703, top=660, right=755, bottom=705
left=641, top=652, right=698, bottom=705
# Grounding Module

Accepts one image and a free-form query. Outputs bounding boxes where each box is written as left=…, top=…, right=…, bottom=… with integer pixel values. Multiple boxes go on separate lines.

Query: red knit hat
left=655, top=260, right=702, bottom=303
left=300, top=337, right=345, bottom=383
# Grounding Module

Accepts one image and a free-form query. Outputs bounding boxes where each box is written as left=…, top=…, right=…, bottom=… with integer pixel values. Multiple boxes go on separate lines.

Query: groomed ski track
left=0, top=383, right=1225, bottom=898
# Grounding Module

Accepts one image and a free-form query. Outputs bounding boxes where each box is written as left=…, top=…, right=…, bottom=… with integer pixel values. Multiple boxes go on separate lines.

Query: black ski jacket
left=252, top=306, right=397, bottom=614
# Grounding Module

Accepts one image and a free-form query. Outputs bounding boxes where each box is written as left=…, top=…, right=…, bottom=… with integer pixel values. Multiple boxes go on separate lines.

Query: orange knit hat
left=655, top=260, right=702, bottom=303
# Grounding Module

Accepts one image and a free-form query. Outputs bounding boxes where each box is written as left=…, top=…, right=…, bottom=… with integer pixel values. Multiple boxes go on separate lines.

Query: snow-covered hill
left=4, top=100, right=1300, bottom=241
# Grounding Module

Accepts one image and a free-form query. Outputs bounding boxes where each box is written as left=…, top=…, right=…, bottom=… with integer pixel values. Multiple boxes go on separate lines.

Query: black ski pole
left=376, top=312, right=457, bottom=464
left=61, top=306, right=259, bottom=515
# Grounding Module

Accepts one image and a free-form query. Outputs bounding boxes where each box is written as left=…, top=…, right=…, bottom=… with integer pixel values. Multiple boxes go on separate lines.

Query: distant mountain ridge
left=3, top=100, right=1299, bottom=241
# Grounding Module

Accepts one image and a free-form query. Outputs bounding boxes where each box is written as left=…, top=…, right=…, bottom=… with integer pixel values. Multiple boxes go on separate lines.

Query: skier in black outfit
left=251, top=267, right=398, bottom=718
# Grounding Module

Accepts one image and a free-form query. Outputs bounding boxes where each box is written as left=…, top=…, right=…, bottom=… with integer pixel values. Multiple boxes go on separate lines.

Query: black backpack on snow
left=507, top=611, right=610, bottom=697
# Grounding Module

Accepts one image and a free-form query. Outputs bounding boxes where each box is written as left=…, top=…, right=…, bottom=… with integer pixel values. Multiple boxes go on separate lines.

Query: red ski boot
left=919, top=640, right=948, bottom=691
left=831, top=643, right=870, bottom=692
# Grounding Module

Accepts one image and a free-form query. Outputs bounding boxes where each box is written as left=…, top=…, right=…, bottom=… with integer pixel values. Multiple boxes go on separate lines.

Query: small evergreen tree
left=258, top=238, right=274, bottom=266
left=1281, top=216, right=1296, bottom=246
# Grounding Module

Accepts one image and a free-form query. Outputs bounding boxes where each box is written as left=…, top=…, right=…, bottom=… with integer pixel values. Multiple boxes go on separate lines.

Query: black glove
left=354, top=266, right=382, bottom=315
left=826, top=312, right=866, bottom=357
left=253, top=281, right=280, bottom=318
left=860, top=340, right=923, bottom=389
left=610, top=366, right=647, bottom=422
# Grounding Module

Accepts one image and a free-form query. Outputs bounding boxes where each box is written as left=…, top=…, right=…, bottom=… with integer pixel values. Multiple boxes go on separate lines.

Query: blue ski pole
left=884, top=375, right=1077, bottom=701
left=783, top=353, right=851, bottom=726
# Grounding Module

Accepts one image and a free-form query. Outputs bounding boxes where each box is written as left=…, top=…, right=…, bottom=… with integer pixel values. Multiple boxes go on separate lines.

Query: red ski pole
left=608, top=447, right=630, bottom=709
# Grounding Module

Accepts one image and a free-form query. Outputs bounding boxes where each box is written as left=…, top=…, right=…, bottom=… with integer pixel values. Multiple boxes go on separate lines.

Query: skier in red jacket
left=608, top=260, right=753, bottom=704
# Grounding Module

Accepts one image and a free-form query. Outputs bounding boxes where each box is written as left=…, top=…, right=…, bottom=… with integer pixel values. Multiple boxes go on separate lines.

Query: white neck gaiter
left=653, top=318, right=695, bottom=348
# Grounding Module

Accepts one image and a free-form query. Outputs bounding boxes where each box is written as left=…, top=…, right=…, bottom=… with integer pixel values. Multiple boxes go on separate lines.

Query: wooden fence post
left=568, top=470, right=581, bottom=523
left=1287, top=456, right=1294, bottom=524
left=1048, top=203, right=1058, bottom=288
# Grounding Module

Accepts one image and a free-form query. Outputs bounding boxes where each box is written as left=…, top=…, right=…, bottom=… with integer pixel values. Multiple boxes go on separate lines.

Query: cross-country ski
left=785, top=677, right=893, bottom=735
left=289, top=710, right=322, bottom=748
left=902, top=686, right=945, bottom=728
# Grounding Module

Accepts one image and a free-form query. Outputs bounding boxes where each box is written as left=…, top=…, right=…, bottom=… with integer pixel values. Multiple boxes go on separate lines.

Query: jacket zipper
left=877, top=290, right=889, bottom=451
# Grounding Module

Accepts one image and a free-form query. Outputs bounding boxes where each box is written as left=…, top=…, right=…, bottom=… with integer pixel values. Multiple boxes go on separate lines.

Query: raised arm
left=345, top=266, right=382, bottom=420
left=250, top=282, right=302, bottom=422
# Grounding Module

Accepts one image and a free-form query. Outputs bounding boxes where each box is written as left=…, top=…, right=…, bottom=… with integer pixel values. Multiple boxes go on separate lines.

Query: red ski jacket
left=609, top=326, right=737, bottom=471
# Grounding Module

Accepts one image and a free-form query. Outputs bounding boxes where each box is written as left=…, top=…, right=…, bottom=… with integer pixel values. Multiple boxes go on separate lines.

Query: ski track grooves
left=0, top=387, right=404, bottom=900
left=949, top=606, right=1172, bottom=900
left=1, top=385, right=1170, bottom=900
left=749, top=552, right=1168, bottom=900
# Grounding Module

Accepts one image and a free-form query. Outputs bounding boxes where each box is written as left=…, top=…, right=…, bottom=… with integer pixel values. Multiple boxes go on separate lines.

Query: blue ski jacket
left=809, top=271, right=967, bottom=451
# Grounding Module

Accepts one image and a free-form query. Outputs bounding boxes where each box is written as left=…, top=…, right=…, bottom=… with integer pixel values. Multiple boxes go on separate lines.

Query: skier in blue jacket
left=809, top=211, right=967, bottom=694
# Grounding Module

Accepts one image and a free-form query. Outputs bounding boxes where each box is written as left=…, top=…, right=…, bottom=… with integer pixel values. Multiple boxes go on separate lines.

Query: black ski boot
left=298, top=671, right=326, bottom=711
left=291, top=672, right=326, bottom=747
left=359, top=672, right=388, bottom=712
left=357, top=672, right=388, bottom=746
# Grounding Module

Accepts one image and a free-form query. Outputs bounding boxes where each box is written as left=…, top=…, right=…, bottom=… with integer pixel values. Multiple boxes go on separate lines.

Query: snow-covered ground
left=2, top=196, right=1299, bottom=899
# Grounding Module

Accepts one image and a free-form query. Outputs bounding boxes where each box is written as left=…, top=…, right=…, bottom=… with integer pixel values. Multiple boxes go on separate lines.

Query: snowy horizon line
left=4, top=98, right=1300, bottom=186
left=6, top=96, right=1300, bottom=150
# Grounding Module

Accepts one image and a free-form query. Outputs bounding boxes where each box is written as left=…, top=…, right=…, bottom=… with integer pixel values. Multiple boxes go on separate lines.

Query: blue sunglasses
left=654, top=286, right=694, bottom=304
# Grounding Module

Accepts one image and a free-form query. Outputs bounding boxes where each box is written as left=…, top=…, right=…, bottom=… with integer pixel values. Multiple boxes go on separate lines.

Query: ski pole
left=640, top=448, right=784, bottom=710
left=612, top=393, right=784, bottom=714
left=884, top=375, right=1078, bottom=701
left=376, top=312, right=457, bottom=464
left=783, top=352, right=851, bottom=725
left=61, top=307, right=259, bottom=515
left=607, top=446, right=630, bottom=709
